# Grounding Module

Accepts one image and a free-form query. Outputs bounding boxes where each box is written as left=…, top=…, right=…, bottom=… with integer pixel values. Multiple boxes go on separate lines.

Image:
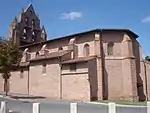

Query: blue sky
left=0, top=0, right=150, bottom=56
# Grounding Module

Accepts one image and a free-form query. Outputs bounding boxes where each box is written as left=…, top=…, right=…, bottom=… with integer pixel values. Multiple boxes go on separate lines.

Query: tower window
left=84, top=44, right=90, bottom=57
left=25, top=17, right=29, bottom=25
left=32, top=31, right=35, bottom=41
left=32, top=20, right=35, bottom=27
left=23, top=29, right=27, bottom=39
left=107, top=42, right=114, bottom=56
left=30, top=10, right=32, bottom=15
left=58, top=46, right=63, bottom=51
left=20, top=68, right=24, bottom=79
left=23, top=36, right=26, bottom=39
left=23, top=29, right=26, bottom=34
left=42, top=63, right=47, bottom=75
left=32, top=31, right=35, bottom=36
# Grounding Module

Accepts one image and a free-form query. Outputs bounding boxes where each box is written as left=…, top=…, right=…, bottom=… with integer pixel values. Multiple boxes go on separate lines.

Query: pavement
left=0, top=93, right=148, bottom=113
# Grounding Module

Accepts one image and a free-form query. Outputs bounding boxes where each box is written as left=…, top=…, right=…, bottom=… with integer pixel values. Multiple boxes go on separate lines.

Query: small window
left=23, top=36, right=26, bottom=39
left=58, top=46, right=63, bottom=51
left=35, top=51, right=39, bottom=57
left=32, top=31, right=35, bottom=41
left=20, top=69, right=24, bottom=79
left=32, top=31, right=35, bottom=36
left=84, top=44, right=90, bottom=57
left=23, top=29, right=27, bottom=39
left=30, top=10, right=32, bottom=15
left=23, top=29, right=26, bottom=34
left=42, top=63, right=47, bottom=75
left=32, top=20, right=35, bottom=27
left=107, top=42, right=114, bottom=56
left=70, top=63, right=76, bottom=71
left=25, top=17, right=28, bottom=25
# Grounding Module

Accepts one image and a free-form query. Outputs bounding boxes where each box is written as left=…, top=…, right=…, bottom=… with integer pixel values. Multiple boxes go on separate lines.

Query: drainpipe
left=143, top=60, right=148, bottom=101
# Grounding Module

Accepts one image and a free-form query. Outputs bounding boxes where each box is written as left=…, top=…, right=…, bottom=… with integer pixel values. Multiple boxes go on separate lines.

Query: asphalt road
left=0, top=97, right=147, bottom=113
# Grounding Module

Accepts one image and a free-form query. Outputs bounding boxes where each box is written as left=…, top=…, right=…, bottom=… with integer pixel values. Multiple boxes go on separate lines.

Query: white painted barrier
left=147, top=102, right=150, bottom=113
left=70, top=103, right=77, bottom=113
left=0, top=101, right=7, bottom=113
left=1, top=101, right=150, bottom=113
left=33, top=103, right=40, bottom=113
left=108, top=102, right=116, bottom=113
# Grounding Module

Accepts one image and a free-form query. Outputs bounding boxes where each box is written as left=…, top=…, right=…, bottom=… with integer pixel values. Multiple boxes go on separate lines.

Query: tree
left=145, top=56, right=150, bottom=61
left=0, top=39, right=22, bottom=96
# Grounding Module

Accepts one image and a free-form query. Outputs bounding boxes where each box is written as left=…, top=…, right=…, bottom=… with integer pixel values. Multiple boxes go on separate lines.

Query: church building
left=0, top=4, right=150, bottom=102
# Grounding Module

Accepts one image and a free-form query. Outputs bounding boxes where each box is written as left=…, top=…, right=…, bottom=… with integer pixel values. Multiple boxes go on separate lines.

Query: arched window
left=32, top=31, right=35, bottom=42
left=23, top=29, right=26, bottom=34
left=32, top=20, right=35, bottom=27
left=107, top=42, right=114, bottom=56
left=42, top=62, right=47, bottom=75
left=25, top=17, right=28, bottom=25
left=23, top=29, right=27, bottom=39
left=35, top=51, right=39, bottom=57
left=84, top=44, right=90, bottom=57
left=32, top=31, right=35, bottom=36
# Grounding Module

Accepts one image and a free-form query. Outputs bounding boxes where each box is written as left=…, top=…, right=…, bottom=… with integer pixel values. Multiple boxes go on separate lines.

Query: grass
left=95, top=100, right=147, bottom=106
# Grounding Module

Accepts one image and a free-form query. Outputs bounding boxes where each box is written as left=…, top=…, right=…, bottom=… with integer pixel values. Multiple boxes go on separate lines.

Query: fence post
left=33, top=103, right=40, bottom=113
left=0, top=101, right=7, bottom=113
left=70, top=103, right=77, bottom=113
left=147, top=101, right=150, bottom=113
left=108, top=102, right=116, bottom=113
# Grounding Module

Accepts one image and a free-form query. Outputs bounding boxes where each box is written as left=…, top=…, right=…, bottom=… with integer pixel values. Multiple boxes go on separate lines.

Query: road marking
left=85, top=102, right=147, bottom=108
left=0, top=95, right=4, bottom=97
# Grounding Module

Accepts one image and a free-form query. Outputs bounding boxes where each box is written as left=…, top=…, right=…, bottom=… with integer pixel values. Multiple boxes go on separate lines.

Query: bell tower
left=8, top=4, right=47, bottom=46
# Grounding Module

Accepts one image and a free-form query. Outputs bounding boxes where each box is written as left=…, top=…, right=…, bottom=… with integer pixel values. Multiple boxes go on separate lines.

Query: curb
left=85, top=102, right=147, bottom=108
left=0, top=95, right=32, bottom=102
left=0, top=95, right=147, bottom=108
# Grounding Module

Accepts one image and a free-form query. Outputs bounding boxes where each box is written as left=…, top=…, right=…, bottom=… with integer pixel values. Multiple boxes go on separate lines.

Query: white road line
left=85, top=102, right=147, bottom=108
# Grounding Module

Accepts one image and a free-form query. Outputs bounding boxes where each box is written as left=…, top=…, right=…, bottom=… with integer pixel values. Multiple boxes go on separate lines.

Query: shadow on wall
left=88, top=59, right=98, bottom=101
left=103, top=68, right=108, bottom=100
left=137, top=74, right=146, bottom=101
left=102, top=47, right=108, bottom=100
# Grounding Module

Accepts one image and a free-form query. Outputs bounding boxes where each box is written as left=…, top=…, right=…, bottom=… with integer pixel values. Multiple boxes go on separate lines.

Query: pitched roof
left=24, top=4, right=34, bottom=13
left=20, top=28, right=139, bottom=49
left=30, top=50, right=71, bottom=62
left=61, top=57, right=96, bottom=64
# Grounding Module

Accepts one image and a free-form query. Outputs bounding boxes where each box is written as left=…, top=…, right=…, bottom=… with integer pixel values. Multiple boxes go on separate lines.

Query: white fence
left=0, top=101, right=150, bottom=113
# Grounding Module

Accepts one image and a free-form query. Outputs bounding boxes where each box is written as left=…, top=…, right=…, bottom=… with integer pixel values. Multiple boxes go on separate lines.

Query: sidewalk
left=0, top=92, right=46, bottom=102
left=0, top=92, right=80, bottom=104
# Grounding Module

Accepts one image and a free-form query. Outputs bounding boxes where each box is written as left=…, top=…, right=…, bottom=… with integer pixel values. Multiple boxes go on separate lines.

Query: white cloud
left=60, top=12, right=82, bottom=20
left=142, top=16, right=150, bottom=23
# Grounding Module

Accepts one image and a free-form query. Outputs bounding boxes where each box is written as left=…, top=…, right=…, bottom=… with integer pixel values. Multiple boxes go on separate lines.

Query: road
left=0, top=97, right=147, bottom=113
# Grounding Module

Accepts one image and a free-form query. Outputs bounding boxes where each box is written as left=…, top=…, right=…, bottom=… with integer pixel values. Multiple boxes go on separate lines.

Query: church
left=0, top=4, right=150, bottom=102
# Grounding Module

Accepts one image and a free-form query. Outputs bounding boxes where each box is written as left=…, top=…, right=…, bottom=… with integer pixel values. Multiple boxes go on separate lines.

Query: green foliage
left=0, top=39, right=22, bottom=78
left=145, top=56, right=150, bottom=61
left=0, top=39, right=22, bottom=95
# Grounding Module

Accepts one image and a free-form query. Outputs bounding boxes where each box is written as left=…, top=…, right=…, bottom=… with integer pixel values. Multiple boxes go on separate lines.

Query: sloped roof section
left=61, top=56, right=96, bottom=64
left=30, top=50, right=71, bottom=62
left=20, top=28, right=139, bottom=49
left=24, top=4, right=35, bottom=13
